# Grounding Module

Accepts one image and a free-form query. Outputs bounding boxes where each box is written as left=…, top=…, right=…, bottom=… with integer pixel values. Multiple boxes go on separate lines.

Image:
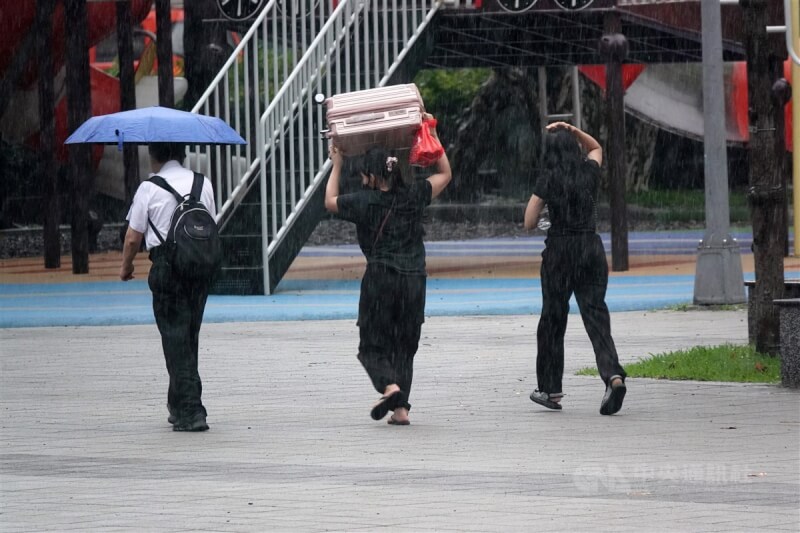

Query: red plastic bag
left=409, top=117, right=444, bottom=167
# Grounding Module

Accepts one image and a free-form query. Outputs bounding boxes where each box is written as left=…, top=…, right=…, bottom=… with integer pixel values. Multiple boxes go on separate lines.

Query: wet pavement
left=1, top=312, right=798, bottom=532
left=1, top=233, right=799, bottom=531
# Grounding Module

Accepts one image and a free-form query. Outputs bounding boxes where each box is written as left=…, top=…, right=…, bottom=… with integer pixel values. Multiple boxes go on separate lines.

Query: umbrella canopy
left=64, top=106, right=247, bottom=146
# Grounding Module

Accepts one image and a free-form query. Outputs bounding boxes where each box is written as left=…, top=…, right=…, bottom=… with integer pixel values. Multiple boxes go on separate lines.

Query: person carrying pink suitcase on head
left=324, top=113, right=452, bottom=426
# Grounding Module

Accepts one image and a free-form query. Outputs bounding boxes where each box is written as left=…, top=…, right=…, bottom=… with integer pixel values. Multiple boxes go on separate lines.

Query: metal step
left=211, top=266, right=264, bottom=296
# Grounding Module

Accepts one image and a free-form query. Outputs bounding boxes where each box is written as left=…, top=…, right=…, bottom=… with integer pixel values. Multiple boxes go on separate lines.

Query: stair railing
left=188, top=1, right=441, bottom=294
left=258, top=0, right=440, bottom=293
left=188, top=0, right=338, bottom=222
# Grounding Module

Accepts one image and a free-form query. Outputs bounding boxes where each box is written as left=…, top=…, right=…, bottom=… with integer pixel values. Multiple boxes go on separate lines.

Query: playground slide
left=610, top=0, right=792, bottom=150
left=618, top=61, right=793, bottom=151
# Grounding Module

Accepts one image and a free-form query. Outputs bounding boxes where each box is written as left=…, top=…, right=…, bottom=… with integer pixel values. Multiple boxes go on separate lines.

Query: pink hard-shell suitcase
left=325, top=84, right=424, bottom=155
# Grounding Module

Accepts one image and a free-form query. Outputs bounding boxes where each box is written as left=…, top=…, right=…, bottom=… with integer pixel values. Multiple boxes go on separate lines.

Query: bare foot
left=388, top=407, right=410, bottom=425
left=383, top=384, right=400, bottom=397
left=370, top=384, right=401, bottom=421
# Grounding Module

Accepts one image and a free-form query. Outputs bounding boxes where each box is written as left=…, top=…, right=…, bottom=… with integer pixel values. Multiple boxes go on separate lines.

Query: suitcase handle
left=347, top=112, right=386, bottom=124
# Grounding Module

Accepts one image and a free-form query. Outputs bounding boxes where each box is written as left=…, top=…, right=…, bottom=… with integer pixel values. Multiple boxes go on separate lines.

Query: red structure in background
left=578, top=64, right=647, bottom=92
left=0, top=0, right=153, bottom=161
left=732, top=60, right=794, bottom=151
left=579, top=61, right=793, bottom=152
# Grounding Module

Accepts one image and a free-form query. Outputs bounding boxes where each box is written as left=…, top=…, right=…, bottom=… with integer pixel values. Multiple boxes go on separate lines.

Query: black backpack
left=147, top=172, right=222, bottom=280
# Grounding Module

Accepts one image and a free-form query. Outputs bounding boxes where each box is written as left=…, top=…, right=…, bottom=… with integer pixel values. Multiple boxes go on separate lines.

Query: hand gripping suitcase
left=325, top=84, right=424, bottom=156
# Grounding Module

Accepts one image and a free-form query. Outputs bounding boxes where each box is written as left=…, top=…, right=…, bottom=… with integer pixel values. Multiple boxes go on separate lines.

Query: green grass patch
left=627, top=189, right=748, bottom=210
left=663, top=303, right=747, bottom=312
left=627, top=189, right=750, bottom=224
left=576, top=344, right=779, bottom=383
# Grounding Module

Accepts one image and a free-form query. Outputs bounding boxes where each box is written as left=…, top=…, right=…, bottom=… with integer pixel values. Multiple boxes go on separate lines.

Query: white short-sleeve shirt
left=126, top=160, right=217, bottom=251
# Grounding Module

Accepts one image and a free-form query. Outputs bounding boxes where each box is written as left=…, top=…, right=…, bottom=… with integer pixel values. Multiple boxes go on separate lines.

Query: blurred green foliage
left=414, top=68, right=491, bottom=139
left=628, top=189, right=750, bottom=224
left=414, top=68, right=491, bottom=112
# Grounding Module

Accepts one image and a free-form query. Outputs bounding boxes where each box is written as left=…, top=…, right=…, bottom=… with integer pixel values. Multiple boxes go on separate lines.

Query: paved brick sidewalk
left=2, top=310, right=799, bottom=532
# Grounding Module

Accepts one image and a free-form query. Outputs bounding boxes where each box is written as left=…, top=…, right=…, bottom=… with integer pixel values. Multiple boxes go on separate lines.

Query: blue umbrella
left=64, top=106, right=247, bottom=148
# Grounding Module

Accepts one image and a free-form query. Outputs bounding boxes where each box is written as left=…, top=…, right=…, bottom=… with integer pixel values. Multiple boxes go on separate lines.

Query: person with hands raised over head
left=524, top=121, right=627, bottom=416
left=324, top=114, right=452, bottom=426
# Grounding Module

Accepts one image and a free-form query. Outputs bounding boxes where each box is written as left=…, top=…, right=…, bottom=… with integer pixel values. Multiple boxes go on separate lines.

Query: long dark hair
left=358, top=147, right=406, bottom=192
left=542, top=126, right=583, bottom=190
left=541, top=125, right=597, bottom=224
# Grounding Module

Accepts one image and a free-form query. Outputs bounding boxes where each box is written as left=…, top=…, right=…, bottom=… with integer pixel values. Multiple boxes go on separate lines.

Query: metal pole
left=571, top=66, right=582, bottom=129
left=693, top=0, right=745, bottom=305
left=602, top=13, right=629, bottom=272
left=538, top=66, right=547, bottom=155
left=793, top=0, right=800, bottom=257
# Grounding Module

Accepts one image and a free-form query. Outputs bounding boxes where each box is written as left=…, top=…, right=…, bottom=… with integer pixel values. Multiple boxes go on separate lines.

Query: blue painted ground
left=0, top=275, right=702, bottom=328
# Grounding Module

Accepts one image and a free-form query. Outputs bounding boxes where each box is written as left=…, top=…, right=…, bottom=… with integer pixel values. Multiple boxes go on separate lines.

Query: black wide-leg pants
left=148, top=248, right=210, bottom=419
left=357, top=263, right=426, bottom=411
left=536, top=233, right=626, bottom=394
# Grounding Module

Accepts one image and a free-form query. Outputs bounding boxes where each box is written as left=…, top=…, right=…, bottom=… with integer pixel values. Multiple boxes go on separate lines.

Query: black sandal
left=370, top=390, right=401, bottom=420
left=600, top=376, right=626, bottom=415
left=529, top=390, right=563, bottom=410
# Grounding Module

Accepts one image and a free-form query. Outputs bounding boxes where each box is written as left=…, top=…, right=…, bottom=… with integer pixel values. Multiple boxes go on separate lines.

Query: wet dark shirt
left=336, top=180, right=432, bottom=274
left=532, top=159, right=600, bottom=235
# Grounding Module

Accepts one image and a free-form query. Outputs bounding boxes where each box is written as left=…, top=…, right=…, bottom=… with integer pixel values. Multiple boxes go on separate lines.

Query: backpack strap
left=190, top=172, right=205, bottom=202
left=148, top=219, right=166, bottom=245
left=146, top=175, right=184, bottom=245
left=148, top=175, right=184, bottom=203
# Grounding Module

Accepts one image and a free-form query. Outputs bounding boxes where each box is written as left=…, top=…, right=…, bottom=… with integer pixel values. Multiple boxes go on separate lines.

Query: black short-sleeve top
left=336, top=179, right=433, bottom=274
left=532, top=159, right=600, bottom=236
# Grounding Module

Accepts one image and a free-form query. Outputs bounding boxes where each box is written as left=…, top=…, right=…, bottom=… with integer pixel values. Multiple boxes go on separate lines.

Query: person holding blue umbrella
left=67, top=106, right=244, bottom=432
left=120, top=142, right=217, bottom=432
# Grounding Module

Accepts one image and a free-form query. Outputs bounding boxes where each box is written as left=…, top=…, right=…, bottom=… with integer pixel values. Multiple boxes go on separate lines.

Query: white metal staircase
left=187, top=0, right=442, bottom=294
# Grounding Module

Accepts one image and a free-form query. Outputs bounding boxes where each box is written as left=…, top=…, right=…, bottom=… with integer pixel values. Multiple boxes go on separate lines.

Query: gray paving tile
left=1, top=311, right=798, bottom=532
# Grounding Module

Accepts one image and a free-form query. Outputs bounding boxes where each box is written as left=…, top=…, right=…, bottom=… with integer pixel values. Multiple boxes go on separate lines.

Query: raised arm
left=324, top=144, right=343, bottom=213
left=424, top=114, right=452, bottom=199
left=546, top=121, right=602, bottom=166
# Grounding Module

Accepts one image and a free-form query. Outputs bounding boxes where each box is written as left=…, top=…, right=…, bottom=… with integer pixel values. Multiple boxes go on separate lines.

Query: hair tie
left=386, top=156, right=398, bottom=172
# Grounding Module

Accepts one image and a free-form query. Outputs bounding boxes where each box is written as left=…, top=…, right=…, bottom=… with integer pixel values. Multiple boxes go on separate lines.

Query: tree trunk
left=183, top=0, right=229, bottom=110
left=155, top=0, right=174, bottom=108
left=64, top=0, right=92, bottom=274
left=577, top=73, right=656, bottom=194
left=447, top=68, right=539, bottom=201
left=743, top=0, right=785, bottom=355
left=625, top=116, right=658, bottom=192
left=37, top=0, right=60, bottom=269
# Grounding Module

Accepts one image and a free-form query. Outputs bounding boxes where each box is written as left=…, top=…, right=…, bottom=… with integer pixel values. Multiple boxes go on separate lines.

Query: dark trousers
left=357, top=263, right=426, bottom=411
left=537, top=233, right=626, bottom=394
left=148, top=248, right=210, bottom=419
